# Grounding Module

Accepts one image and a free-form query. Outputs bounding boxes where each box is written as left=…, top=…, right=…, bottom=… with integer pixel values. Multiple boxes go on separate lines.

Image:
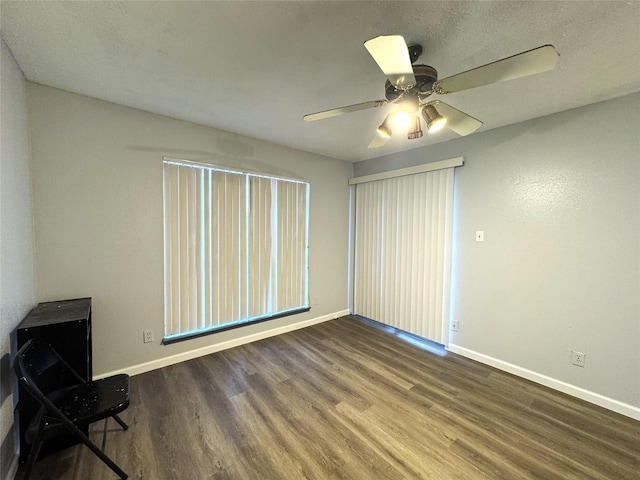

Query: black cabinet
left=11, top=297, right=92, bottom=462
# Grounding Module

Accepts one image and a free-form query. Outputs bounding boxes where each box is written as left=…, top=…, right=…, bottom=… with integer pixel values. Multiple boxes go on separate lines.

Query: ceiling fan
left=303, top=36, right=559, bottom=148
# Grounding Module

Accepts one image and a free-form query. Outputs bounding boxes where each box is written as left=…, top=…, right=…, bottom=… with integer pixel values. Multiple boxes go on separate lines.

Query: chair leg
left=22, top=436, right=43, bottom=480
left=112, top=414, right=129, bottom=431
left=23, top=414, right=46, bottom=480
left=63, top=423, right=128, bottom=480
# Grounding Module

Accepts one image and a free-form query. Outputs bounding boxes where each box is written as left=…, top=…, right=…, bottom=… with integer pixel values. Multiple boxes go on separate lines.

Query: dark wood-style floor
left=18, top=316, right=639, bottom=479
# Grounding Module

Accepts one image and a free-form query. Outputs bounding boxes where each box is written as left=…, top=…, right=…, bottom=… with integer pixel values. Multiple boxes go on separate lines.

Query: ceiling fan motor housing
left=384, top=65, right=438, bottom=101
left=407, top=43, right=423, bottom=64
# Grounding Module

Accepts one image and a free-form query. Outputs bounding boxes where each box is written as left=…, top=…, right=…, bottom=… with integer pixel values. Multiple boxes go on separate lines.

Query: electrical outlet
left=143, top=330, right=153, bottom=344
left=475, top=231, right=484, bottom=242
left=451, top=320, right=460, bottom=332
left=571, top=350, right=586, bottom=367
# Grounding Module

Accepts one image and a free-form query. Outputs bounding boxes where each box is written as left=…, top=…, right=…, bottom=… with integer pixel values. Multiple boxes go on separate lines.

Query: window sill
left=161, top=307, right=311, bottom=345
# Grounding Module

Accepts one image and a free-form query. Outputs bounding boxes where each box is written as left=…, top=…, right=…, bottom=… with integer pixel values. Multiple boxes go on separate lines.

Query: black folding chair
left=14, top=339, right=130, bottom=479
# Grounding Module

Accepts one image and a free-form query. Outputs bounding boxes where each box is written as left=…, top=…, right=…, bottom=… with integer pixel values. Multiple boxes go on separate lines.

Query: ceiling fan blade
left=428, top=101, right=483, bottom=136
left=364, top=35, right=416, bottom=88
left=367, top=132, right=389, bottom=149
left=435, top=45, right=558, bottom=94
left=303, top=100, right=387, bottom=122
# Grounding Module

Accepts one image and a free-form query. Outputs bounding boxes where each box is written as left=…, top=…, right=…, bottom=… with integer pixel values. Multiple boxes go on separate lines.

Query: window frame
left=162, top=158, right=310, bottom=345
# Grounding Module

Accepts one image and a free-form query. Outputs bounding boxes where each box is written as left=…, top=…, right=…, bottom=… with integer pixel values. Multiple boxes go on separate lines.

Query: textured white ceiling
left=2, top=1, right=639, bottom=162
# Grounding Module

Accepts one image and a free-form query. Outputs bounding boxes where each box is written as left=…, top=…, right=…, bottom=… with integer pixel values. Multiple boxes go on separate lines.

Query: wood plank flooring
left=17, top=315, right=640, bottom=479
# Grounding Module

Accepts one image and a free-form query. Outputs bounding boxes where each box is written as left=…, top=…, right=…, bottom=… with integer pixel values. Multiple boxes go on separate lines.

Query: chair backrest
left=14, top=340, right=83, bottom=401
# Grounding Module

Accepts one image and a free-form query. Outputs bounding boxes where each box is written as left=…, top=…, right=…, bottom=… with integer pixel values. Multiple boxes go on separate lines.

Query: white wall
left=354, top=93, right=640, bottom=413
left=19, top=74, right=640, bottom=419
left=0, top=37, right=35, bottom=473
left=27, top=83, right=352, bottom=376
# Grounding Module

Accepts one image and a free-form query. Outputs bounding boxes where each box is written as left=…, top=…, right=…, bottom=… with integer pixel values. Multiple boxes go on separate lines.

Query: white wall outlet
left=143, top=330, right=154, bottom=343
left=475, top=231, right=484, bottom=242
left=313, top=296, right=320, bottom=306
left=451, top=320, right=460, bottom=332
left=571, top=350, right=586, bottom=367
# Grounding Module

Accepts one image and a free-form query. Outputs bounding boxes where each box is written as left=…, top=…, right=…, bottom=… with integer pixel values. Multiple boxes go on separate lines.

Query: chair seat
left=47, top=374, right=130, bottom=424
left=15, top=340, right=130, bottom=479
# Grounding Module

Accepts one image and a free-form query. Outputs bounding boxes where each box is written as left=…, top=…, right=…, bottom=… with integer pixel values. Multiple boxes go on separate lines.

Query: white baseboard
left=96, top=309, right=349, bottom=380
left=447, top=344, right=640, bottom=421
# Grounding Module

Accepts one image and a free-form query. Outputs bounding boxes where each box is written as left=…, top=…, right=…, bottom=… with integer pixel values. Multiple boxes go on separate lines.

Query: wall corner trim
left=3, top=454, right=19, bottom=480
left=95, top=310, right=349, bottom=379
left=447, top=344, right=640, bottom=421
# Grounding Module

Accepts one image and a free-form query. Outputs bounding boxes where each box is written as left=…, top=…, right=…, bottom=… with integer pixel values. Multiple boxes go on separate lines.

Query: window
left=162, top=159, right=310, bottom=343
left=350, top=157, right=461, bottom=345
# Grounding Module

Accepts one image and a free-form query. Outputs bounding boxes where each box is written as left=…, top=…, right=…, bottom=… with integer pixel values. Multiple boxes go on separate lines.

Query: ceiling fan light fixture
left=390, top=109, right=413, bottom=129
left=376, top=124, right=392, bottom=139
left=422, top=104, right=447, bottom=133
left=407, top=115, right=423, bottom=139
left=376, top=114, right=393, bottom=139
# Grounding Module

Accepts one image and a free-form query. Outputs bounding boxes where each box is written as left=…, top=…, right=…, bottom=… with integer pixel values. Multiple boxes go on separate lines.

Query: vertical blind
left=353, top=164, right=456, bottom=344
left=163, top=160, right=309, bottom=341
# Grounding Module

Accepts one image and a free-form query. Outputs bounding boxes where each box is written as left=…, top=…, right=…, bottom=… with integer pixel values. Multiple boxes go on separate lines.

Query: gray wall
left=27, top=83, right=352, bottom=376
left=0, top=37, right=36, bottom=476
left=354, top=93, right=640, bottom=408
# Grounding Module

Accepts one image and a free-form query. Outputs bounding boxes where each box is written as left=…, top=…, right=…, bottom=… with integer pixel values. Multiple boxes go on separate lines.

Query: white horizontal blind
left=353, top=167, right=455, bottom=343
left=163, top=160, right=309, bottom=339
